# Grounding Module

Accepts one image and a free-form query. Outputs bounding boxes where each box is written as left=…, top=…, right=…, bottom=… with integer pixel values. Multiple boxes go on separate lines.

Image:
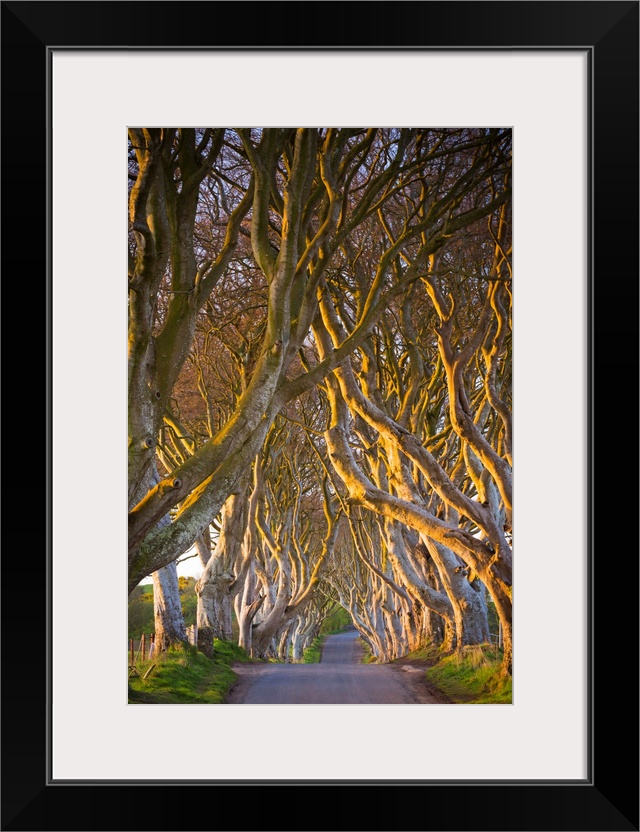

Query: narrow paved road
left=227, top=630, right=437, bottom=704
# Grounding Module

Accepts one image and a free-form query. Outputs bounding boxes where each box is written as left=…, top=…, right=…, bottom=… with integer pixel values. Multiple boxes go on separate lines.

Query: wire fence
left=128, top=624, right=198, bottom=670
left=489, top=622, right=504, bottom=650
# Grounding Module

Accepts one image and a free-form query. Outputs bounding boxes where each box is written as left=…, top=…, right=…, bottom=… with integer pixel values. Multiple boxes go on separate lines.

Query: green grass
left=302, top=636, right=324, bottom=663
left=401, top=643, right=443, bottom=664
left=359, top=638, right=376, bottom=664
left=425, top=644, right=511, bottom=704
left=128, top=639, right=252, bottom=704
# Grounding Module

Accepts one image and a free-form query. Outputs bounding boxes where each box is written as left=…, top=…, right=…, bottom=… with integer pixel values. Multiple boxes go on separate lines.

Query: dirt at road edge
left=386, top=656, right=454, bottom=704
left=224, top=662, right=269, bottom=704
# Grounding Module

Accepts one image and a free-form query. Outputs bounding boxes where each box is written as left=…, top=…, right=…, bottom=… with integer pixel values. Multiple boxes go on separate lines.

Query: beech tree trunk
left=134, top=465, right=187, bottom=653
left=195, top=487, right=249, bottom=656
left=152, top=561, right=187, bottom=651
left=422, top=539, right=490, bottom=649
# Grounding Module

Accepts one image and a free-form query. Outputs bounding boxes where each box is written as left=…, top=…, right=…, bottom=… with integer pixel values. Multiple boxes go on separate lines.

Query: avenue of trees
left=128, top=127, right=513, bottom=674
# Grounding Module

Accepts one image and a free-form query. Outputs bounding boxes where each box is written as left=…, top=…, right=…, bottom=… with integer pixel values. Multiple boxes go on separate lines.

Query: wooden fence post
left=141, top=633, right=146, bottom=661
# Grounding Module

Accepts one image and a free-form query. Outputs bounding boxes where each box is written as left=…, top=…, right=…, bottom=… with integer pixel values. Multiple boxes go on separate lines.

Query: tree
left=313, top=186, right=513, bottom=671
left=128, top=128, right=512, bottom=669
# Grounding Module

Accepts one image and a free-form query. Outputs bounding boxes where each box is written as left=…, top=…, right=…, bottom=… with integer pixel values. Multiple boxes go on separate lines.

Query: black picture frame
left=2, top=2, right=638, bottom=830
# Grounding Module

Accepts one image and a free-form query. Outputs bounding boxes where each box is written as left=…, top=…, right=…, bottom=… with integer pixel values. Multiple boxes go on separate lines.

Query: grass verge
left=359, top=638, right=376, bottom=664
left=425, top=644, right=511, bottom=703
left=128, top=640, right=252, bottom=704
left=302, top=636, right=324, bottom=663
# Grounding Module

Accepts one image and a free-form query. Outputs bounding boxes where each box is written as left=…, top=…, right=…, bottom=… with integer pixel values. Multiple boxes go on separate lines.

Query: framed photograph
left=2, top=2, right=637, bottom=830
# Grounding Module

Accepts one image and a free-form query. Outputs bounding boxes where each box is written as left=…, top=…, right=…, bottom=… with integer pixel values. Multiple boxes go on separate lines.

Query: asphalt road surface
left=228, top=630, right=437, bottom=704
